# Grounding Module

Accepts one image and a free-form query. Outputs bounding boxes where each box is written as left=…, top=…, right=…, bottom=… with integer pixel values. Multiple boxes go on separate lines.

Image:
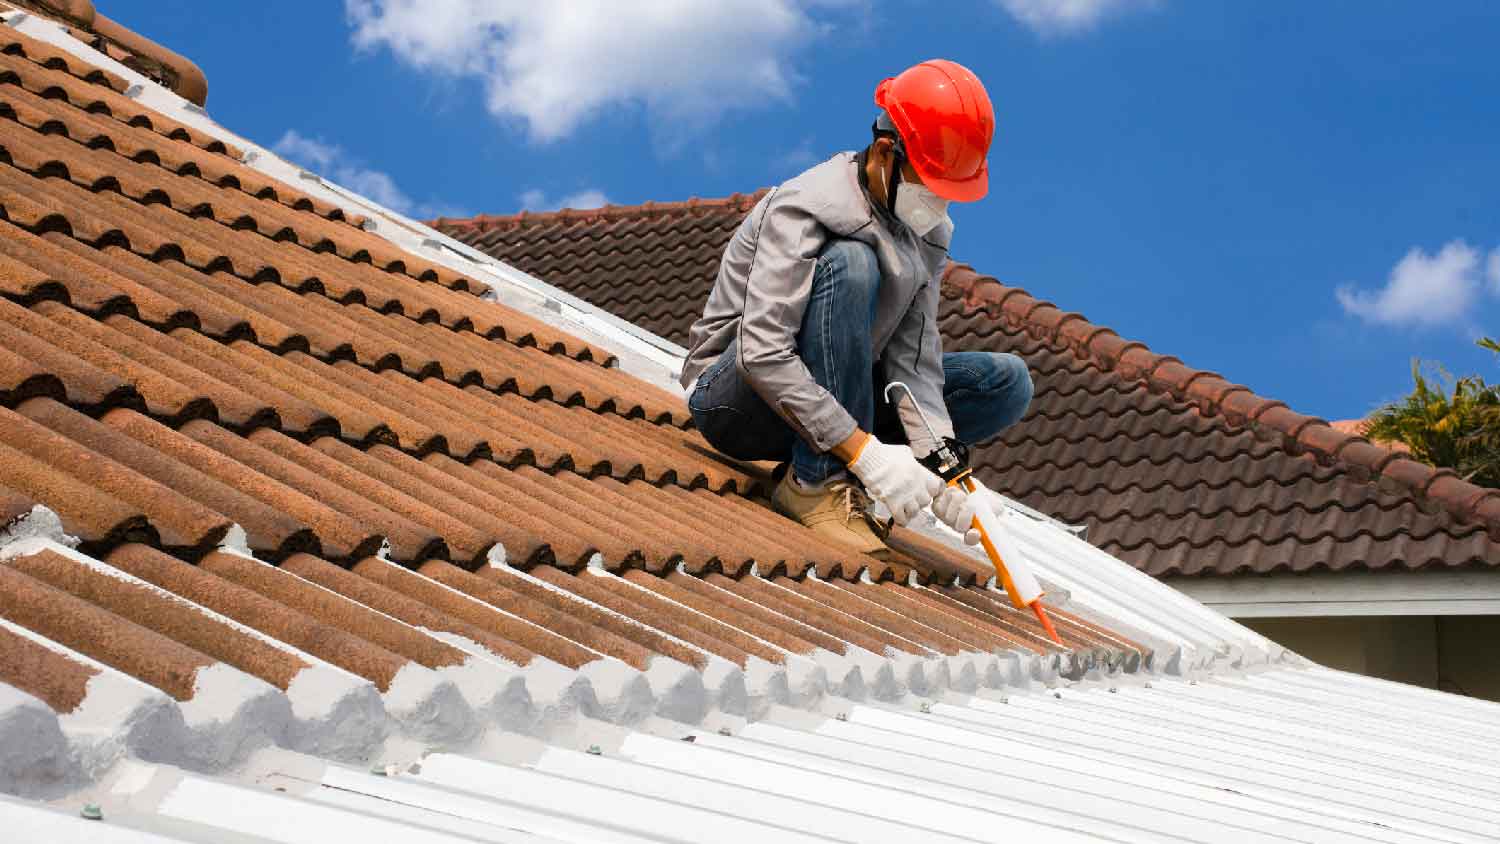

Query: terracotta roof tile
left=0, top=617, right=98, bottom=713
left=277, top=553, right=537, bottom=667
left=19, top=399, right=311, bottom=554
left=104, top=543, right=408, bottom=691
left=197, top=550, right=469, bottom=672
left=6, top=546, right=310, bottom=691
left=441, top=196, right=1500, bottom=576
left=0, top=562, right=211, bottom=701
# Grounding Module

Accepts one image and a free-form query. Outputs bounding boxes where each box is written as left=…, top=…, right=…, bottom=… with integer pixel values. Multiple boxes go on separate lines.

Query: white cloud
left=344, top=0, right=854, bottom=143
left=1336, top=240, right=1492, bottom=328
left=772, top=136, right=820, bottom=175
left=271, top=130, right=466, bottom=219
left=517, top=188, right=611, bottom=212
left=1488, top=248, right=1500, bottom=292
left=996, top=0, right=1159, bottom=36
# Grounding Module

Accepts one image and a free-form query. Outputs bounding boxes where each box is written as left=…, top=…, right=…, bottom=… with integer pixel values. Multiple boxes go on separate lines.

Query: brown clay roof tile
left=0, top=562, right=211, bottom=701
left=6, top=547, right=310, bottom=691
left=0, top=618, right=98, bottom=714
left=104, top=543, right=410, bottom=692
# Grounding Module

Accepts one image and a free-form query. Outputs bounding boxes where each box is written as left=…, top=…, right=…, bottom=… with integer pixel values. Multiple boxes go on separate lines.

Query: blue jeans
left=689, top=239, right=1034, bottom=485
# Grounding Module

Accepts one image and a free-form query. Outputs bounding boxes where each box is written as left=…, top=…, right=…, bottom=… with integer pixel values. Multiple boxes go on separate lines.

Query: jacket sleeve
left=735, top=192, right=858, bottom=453
left=882, top=269, right=954, bottom=457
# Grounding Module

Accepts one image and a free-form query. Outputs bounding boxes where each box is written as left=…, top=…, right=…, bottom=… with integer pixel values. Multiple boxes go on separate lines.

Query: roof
left=438, top=194, right=1500, bottom=578
left=3, top=8, right=1498, bottom=841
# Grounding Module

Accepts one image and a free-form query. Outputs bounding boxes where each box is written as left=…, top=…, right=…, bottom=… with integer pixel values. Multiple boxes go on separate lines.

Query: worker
left=681, top=59, right=1034, bottom=560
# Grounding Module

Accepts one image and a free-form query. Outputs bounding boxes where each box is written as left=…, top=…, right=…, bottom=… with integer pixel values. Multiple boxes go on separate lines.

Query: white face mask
left=893, top=180, right=951, bottom=237
left=879, top=160, right=950, bottom=237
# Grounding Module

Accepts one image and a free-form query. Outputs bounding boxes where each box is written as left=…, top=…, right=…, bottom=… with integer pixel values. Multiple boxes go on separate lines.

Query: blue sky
left=109, top=1, right=1500, bottom=421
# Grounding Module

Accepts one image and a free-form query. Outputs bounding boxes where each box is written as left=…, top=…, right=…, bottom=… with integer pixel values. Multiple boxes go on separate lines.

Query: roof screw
left=1144, top=682, right=1153, bottom=689
left=586, top=744, right=602, bottom=756
left=1108, top=687, right=1118, bottom=694
left=717, top=726, right=733, bottom=737
left=370, top=765, right=387, bottom=776
left=407, top=762, right=422, bottom=775
left=681, top=735, right=697, bottom=743
left=918, top=701, right=932, bottom=714
left=1053, top=691, right=1063, bottom=699
left=80, top=804, right=102, bottom=821
left=835, top=712, right=848, bottom=722
left=998, top=696, right=1009, bottom=704
left=1189, top=679, right=1198, bottom=686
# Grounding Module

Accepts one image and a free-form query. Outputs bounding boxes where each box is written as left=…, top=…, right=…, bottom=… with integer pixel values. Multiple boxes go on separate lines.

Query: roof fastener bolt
left=80, top=804, right=102, bottom=821
left=717, top=727, right=732, bottom=736
left=835, top=712, right=848, bottom=722
left=1144, top=682, right=1153, bottom=689
left=681, top=735, right=697, bottom=743
left=586, top=745, right=602, bottom=756
left=370, top=765, right=387, bottom=776
left=1108, top=687, right=1118, bottom=694
left=998, top=696, right=1009, bottom=704
left=1053, top=692, right=1063, bottom=699
left=1189, top=679, right=1198, bottom=686
left=918, top=702, right=932, bottom=713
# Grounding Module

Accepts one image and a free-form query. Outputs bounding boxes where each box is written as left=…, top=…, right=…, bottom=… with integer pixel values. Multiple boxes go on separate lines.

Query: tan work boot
left=771, top=472, right=891, bottom=560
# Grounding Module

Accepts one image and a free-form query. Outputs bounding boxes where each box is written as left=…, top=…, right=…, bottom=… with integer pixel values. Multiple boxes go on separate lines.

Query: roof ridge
left=432, top=189, right=773, bottom=233
left=940, top=261, right=1500, bottom=536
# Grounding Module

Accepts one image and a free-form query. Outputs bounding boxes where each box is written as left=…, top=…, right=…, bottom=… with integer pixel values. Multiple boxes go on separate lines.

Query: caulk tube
left=966, top=481, right=1043, bottom=608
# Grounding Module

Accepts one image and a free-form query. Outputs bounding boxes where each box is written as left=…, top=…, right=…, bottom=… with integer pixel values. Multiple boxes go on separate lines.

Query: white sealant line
left=0, top=618, right=184, bottom=780
left=587, top=564, right=795, bottom=717
left=0, top=684, right=76, bottom=799
left=992, top=490, right=1280, bottom=663
left=231, top=552, right=542, bottom=742
left=684, top=566, right=878, bottom=699
left=2, top=538, right=389, bottom=762
left=357, top=556, right=647, bottom=723
left=0, top=503, right=77, bottom=549
left=493, top=560, right=710, bottom=722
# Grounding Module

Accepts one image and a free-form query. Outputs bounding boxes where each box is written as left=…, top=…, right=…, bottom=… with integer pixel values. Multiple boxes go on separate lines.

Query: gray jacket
left=680, top=151, right=954, bottom=456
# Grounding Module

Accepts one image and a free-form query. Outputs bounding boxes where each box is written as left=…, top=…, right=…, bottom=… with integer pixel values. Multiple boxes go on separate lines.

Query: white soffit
left=1163, top=569, right=1500, bottom=617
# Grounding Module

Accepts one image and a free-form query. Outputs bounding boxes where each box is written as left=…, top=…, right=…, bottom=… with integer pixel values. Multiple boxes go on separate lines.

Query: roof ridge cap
left=431, top=188, right=773, bottom=233
left=939, top=260, right=1500, bottom=534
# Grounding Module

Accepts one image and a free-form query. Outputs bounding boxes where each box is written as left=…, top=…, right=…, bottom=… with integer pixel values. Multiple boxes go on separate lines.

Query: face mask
left=880, top=157, right=950, bottom=237
left=893, top=180, right=950, bottom=237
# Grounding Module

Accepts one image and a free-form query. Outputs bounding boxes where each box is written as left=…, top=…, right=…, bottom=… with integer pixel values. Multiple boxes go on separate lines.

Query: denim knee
left=817, top=239, right=881, bottom=309
left=945, top=351, right=1034, bottom=444
left=987, top=353, right=1033, bottom=430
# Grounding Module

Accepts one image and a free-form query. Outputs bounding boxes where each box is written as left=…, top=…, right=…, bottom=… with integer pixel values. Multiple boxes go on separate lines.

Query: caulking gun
left=884, top=382, right=1063, bottom=645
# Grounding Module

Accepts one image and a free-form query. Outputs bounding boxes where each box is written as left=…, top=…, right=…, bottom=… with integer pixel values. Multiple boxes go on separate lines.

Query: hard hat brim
left=914, top=159, right=989, bottom=203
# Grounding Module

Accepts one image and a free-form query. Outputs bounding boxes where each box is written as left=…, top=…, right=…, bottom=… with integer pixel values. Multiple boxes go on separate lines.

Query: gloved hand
left=932, top=486, right=982, bottom=546
left=846, top=436, right=942, bottom=524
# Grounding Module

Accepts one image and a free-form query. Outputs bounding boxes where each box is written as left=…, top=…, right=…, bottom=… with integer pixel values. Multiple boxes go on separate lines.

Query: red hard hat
left=874, top=59, right=994, bottom=202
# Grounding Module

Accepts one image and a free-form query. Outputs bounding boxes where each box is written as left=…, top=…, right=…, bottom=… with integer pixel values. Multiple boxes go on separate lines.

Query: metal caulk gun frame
left=884, top=381, right=1063, bottom=645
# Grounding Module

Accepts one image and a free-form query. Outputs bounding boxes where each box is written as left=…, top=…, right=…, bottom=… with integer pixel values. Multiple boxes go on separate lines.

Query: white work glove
left=846, top=437, right=942, bottom=525
left=932, top=486, right=982, bottom=546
